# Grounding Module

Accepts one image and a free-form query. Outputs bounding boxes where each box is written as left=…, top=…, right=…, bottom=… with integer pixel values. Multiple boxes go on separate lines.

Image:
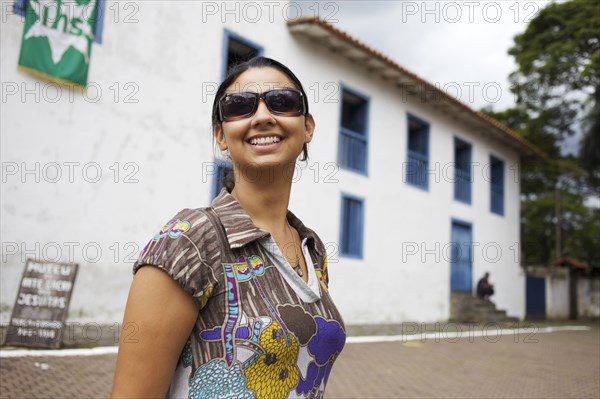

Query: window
left=454, top=138, right=472, bottom=204
left=340, top=194, right=365, bottom=258
left=212, top=32, right=261, bottom=199
left=338, top=87, right=369, bottom=174
left=490, top=155, right=504, bottom=215
left=222, top=30, right=263, bottom=78
left=211, top=160, right=233, bottom=200
left=93, top=0, right=107, bottom=44
left=405, top=114, right=430, bottom=190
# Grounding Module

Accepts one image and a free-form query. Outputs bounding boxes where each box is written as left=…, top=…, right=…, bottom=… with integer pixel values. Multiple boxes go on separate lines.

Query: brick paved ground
left=0, top=354, right=116, bottom=398
left=1, top=327, right=598, bottom=398
left=327, top=327, right=600, bottom=399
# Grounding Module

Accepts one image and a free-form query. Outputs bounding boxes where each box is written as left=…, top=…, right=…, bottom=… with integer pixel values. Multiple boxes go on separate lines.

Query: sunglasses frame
left=218, top=88, right=307, bottom=122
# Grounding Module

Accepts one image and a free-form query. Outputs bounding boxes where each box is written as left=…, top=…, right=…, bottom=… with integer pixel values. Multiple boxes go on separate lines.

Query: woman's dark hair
left=211, top=57, right=311, bottom=162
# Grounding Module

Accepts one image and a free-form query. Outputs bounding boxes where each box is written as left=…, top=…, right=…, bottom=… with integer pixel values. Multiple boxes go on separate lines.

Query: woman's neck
left=230, top=168, right=292, bottom=233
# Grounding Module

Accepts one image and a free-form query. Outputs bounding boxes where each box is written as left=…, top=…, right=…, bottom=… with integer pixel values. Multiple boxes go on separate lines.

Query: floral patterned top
left=134, top=188, right=346, bottom=399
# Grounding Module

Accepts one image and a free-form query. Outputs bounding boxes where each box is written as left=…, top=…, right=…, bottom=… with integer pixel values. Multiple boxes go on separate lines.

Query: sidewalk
left=1, top=323, right=599, bottom=398
left=328, top=324, right=599, bottom=399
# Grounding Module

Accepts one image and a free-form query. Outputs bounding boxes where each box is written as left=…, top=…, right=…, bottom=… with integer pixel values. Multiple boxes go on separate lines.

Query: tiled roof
left=553, top=256, right=590, bottom=270
left=288, top=17, right=547, bottom=160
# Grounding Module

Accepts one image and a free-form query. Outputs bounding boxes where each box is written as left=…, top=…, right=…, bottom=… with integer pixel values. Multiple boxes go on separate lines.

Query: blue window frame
left=93, top=0, right=106, bottom=44
left=211, top=31, right=261, bottom=200
left=490, top=155, right=504, bottom=215
left=14, top=0, right=106, bottom=44
left=406, top=113, right=430, bottom=190
left=13, top=0, right=26, bottom=14
left=211, top=159, right=233, bottom=200
left=454, top=137, right=472, bottom=204
left=338, top=85, right=369, bottom=175
left=222, top=30, right=263, bottom=78
left=340, top=194, right=365, bottom=258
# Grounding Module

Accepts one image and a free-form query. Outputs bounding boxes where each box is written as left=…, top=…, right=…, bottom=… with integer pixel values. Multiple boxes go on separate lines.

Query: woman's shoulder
left=135, top=207, right=222, bottom=269
left=162, top=207, right=219, bottom=238
left=133, top=206, right=223, bottom=310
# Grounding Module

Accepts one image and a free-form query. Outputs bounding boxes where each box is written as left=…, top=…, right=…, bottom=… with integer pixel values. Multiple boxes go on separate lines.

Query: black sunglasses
left=218, top=88, right=306, bottom=122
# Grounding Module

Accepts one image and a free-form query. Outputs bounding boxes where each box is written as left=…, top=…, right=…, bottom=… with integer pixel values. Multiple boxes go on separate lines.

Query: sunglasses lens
left=266, top=89, right=303, bottom=114
left=219, top=89, right=304, bottom=121
left=221, top=92, right=257, bottom=120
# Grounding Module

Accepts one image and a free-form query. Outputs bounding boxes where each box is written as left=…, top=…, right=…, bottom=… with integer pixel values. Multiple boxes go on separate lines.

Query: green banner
left=18, top=0, right=97, bottom=88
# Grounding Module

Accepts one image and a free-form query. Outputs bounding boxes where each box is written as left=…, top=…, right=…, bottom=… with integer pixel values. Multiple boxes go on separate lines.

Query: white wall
left=578, top=276, right=600, bottom=318
left=1, top=1, right=221, bottom=323
left=546, top=273, right=570, bottom=319
left=280, top=36, right=524, bottom=323
left=1, top=1, right=525, bottom=325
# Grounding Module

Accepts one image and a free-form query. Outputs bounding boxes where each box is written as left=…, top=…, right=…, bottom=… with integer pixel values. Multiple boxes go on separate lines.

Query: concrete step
left=450, top=293, right=516, bottom=323
left=473, top=300, right=497, bottom=308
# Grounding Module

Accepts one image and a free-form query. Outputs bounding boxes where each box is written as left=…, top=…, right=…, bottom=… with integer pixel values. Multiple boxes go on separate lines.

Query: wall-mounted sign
left=6, top=259, right=78, bottom=349
left=17, top=0, right=98, bottom=88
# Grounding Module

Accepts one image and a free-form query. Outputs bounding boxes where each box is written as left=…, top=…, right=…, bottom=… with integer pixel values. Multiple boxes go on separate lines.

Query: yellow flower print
left=315, top=256, right=329, bottom=291
left=199, top=286, right=214, bottom=309
left=245, top=320, right=300, bottom=399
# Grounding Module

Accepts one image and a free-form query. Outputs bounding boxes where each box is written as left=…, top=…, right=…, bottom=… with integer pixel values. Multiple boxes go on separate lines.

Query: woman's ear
left=214, top=126, right=228, bottom=150
left=304, top=114, right=315, bottom=143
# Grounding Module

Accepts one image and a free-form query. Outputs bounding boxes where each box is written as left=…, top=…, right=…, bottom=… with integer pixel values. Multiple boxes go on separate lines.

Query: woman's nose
left=252, top=98, right=275, bottom=124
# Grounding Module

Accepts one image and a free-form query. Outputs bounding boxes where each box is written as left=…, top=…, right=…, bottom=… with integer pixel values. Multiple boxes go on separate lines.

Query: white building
left=1, top=2, right=544, bottom=328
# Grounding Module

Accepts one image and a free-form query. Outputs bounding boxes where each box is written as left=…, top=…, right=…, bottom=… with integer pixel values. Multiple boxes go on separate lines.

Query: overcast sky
left=301, top=0, right=552, bottom=112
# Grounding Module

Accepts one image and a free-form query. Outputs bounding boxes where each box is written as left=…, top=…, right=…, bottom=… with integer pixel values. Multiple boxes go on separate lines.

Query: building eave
left=288, top=17, right=547, bottom=161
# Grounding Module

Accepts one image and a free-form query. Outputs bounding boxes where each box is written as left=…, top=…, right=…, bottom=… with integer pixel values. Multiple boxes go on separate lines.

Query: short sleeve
left=134, top=208, right=214, bottom=308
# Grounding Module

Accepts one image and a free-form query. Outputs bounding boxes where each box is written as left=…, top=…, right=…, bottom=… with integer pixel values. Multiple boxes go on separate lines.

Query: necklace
left=285, top=222, right=303, bottom=277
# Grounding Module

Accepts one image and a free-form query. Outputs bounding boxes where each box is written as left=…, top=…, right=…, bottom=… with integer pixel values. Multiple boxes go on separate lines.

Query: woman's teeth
left=250, top=136, right=281, bottom=145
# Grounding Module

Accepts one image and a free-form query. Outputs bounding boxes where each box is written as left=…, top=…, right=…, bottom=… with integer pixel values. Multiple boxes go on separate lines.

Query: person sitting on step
left=476, top=272, right=494, bottom=300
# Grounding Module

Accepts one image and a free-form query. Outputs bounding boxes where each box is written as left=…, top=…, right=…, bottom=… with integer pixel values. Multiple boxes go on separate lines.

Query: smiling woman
left=111, top=57, right=346, bottom=399
left=213, top=60, right=312, bottom=179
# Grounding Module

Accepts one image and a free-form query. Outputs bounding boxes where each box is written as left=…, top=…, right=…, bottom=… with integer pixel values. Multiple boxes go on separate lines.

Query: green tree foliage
left=509, top=0, right=599, bottom=144
left=483, top=0, right=600, bottom=267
